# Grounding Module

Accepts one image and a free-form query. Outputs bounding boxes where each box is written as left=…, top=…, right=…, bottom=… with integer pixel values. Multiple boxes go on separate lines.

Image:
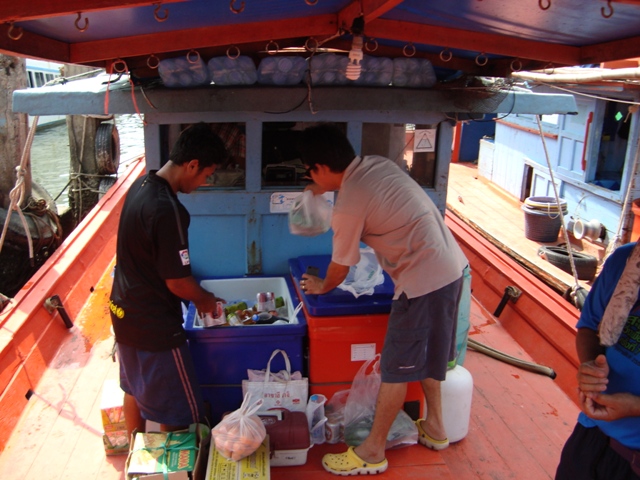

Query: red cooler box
left=289, top=255, right=424, bottom=419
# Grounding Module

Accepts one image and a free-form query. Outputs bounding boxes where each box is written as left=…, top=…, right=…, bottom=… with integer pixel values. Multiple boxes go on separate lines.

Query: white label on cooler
left=351, top=343, right=376, bottom=361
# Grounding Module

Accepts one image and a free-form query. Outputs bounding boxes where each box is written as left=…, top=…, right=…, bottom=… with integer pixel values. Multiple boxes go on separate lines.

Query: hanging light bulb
left=346, top=35, right=364, bottom=81
left=345, top=15, right=365, bottom=81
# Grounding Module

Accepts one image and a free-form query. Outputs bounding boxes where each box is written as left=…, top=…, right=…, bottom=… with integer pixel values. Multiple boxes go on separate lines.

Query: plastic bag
left=325, top=389, right=350, bottom=444
left=288, top=190, right=332, bottom=237
left=212, top=393, right=266, bottom=461
left=337, top=247, right=384, bottom=298
left=343, top=354, right=418, bottom=449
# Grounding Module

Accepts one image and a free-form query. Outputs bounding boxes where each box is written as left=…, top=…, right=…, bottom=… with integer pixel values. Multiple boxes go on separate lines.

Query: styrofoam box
left=271, top=448, right=309, bottom=467
left=184, top=276, right=307, bottom=424
left=188, top=277, right=300, bottom=327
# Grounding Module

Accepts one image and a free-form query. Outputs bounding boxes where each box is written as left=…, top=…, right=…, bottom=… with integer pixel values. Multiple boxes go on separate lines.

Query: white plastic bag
left=212, top=394, right=266, bottom=461
left=288, top=190, right=332, bottom=237
left=337, top=247, right=384, bottom=298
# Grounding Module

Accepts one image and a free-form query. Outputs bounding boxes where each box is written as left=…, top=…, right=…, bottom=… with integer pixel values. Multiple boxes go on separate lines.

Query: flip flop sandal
left=415, top=419, right=449, bottom=450
left=322, top=446, right=388, bottom=476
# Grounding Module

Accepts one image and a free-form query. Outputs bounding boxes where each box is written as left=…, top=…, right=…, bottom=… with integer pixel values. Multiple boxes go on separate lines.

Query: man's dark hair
left=169, top=122, right=228, bottom=170
left=298, top=123, right=356, bottom=173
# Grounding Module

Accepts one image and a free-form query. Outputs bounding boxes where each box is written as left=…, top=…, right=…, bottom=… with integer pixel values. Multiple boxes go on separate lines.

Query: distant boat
left=25, top=59, right=66, bottom=129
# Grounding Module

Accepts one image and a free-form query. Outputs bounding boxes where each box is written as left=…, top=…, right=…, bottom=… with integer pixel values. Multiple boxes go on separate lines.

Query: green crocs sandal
left=322, top=446, right=389, bottom=476
left=415, top=419, right=450, bottom=450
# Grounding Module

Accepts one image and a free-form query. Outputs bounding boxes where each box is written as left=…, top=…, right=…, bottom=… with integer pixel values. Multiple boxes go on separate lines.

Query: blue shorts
left=380, top=275, right=463, bottom=383
left=118, top=342, right=205, bottom=426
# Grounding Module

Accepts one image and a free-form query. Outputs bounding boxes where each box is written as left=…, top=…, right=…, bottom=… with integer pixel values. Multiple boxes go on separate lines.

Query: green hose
left=467, top=338, right=557, bottom=379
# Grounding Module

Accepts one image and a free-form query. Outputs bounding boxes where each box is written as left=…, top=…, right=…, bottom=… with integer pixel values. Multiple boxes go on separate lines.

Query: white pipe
left=513, top=67, right=640, bottom=84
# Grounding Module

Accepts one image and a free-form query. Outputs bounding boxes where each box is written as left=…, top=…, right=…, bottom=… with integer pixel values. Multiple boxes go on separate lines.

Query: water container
left=258, top=56, right=307, bottom=85
left=441, top=365, right=473, bottom=443
left=158, top=55, right=210, bottom=88
left=309, top=54, right=349, bottom=85
left=207, top=55, right=257, bottom=85
left=354, top=55, right=393, bottom=86
left=392, top=57, right=437, bottom=88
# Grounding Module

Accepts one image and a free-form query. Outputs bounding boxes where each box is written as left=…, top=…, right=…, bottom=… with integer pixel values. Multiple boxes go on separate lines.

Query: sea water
left=30, top=114, right=145, bottom=210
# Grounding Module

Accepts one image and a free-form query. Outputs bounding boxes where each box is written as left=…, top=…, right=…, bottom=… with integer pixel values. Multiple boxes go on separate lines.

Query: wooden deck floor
left=0, top=263, right=579, bottom=480
left=447, top=161, right=601, bottom=296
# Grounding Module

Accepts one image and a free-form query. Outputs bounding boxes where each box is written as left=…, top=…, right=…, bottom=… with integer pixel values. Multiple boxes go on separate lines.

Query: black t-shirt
left=109, top=172, right=192, bottom=351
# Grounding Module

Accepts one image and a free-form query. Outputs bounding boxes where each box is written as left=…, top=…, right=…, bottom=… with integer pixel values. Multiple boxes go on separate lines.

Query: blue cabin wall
left=142, top=109, right=452, bottom=277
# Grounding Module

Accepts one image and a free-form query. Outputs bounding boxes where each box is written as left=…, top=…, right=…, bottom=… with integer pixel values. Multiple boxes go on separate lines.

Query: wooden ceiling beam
left=0, top=1, right=187, bottom=23
left=70, top=14, right=338, bottom=64
left=338, top=0, right=404, bottom=31
left=0, top=24, right=69, bottom=63
left=367, top=18, right=581, bottom=66
left=580, top=35, right=640, bottom=65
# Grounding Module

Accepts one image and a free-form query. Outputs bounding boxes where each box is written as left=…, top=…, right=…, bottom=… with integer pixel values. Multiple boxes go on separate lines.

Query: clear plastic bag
left=212, top=394, right=266, bottom=461
left=337, top=247, right=384, bottom=298
left=288, top=190, right=332, bottom=237
left=343, top=354, right=418, bottom=449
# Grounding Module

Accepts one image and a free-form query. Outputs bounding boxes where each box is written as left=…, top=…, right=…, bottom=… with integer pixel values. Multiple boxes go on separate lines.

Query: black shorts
left=380, top=275, right=463, bottom=383
left=118, top=342, right=205, bottom=426
left=556, top=423, right=640, bottom=480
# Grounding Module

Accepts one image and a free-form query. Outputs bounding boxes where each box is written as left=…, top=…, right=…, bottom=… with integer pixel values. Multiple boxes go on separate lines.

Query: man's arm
left=166, top=276, right=225, bottom=314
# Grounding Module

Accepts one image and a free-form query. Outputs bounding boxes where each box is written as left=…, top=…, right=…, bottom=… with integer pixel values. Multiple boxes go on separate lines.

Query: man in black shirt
left=109, top=123, right=227, bottom=438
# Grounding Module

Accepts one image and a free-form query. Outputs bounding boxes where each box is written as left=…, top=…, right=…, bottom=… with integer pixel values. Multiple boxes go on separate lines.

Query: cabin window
left=261, top=122, right=346, bottom=188
left=591, top=101, right=630, bottom=191
left=158, top=122, right=246, bottom=188
left=34, top=72, right=45, bottom=87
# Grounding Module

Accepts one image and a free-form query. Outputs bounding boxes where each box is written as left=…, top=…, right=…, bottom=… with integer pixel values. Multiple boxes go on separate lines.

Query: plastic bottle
left=440, top=365, right=473, bottom=443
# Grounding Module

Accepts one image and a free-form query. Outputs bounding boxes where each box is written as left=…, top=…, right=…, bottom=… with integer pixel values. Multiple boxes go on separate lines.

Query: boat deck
left=0, top=159, right=582, bottom=479
left=447, top=161, right=601, bottom=296
left=0, top=260, right=578, bottom=479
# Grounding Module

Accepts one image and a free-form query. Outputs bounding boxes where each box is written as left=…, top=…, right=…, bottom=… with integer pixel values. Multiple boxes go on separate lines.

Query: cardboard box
left=101, top=379, right=128, bottom=455
left=126, top=424, right=210, bottom=480
left=204, top=435, right=270, bottom=480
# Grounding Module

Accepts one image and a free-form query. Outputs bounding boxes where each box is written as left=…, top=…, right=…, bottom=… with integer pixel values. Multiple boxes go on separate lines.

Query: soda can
left=256, top=292, right=275, bottom=312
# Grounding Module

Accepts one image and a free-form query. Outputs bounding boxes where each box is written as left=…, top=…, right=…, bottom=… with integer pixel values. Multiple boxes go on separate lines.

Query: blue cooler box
left=184, top=275, right=307, bottom=423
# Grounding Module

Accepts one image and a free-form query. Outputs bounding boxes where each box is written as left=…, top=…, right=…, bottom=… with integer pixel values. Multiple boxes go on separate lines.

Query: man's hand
left=577, top=353, right=609, bottom=394
left=580, top=391, right=640, bottom=421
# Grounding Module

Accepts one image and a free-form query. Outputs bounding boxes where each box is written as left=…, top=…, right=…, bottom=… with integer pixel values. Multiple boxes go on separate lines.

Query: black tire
left=538, top=246, right=598, bottom=281
left=98, top=176, right=117, bottom=199
left=95, top=123, right=120, bottom=175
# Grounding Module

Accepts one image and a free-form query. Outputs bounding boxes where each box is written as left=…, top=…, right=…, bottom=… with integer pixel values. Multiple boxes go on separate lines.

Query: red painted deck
left=0, top=160, right=582, bottom=479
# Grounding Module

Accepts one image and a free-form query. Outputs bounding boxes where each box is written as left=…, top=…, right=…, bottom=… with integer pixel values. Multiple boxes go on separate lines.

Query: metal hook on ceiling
left=266, top=40, right=279, bottom=55
left=538, top=0, right=551, bottom=10
left=186, top=49, right=200, bottom=64
left=75, top=12, right=89, bottom=33
left=402, top=43, right=416, bottom=57
left=7, top=22, right=23, bottom=41
left=226, top=45, right=241, bottom=59
left=439, top=47, right=453, bottom=62
left=475, top=52, right=488, bottom=66
left=112, top=58, right=128, bottom=73
left=154, top=3, right=169, bottom=22
left=510, top=58, right=523, bottom=72
left=230, top=0, right=245, bottom=14
left=305, top=37, right=319, bottom=53
left=365, top=37, right=378, bottom=52
left=147, top=54, right=160, bottom=69
left=305, top=0, right=319, bottom=5
left=601, top=0, right=614, bottom=18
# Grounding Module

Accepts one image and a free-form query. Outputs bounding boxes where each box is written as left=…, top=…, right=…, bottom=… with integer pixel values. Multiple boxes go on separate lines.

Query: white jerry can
left=441, top=365, right=473, bottom=443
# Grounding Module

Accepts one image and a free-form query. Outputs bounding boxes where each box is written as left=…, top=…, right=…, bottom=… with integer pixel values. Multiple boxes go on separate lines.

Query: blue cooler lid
left=288, top=254, right=395, bottom=316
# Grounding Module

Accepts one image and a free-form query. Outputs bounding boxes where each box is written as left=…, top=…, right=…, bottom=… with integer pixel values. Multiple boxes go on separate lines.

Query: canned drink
left=325, top=421, right=342, bottom=444
left=256, top=292, right=275, bottom=312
